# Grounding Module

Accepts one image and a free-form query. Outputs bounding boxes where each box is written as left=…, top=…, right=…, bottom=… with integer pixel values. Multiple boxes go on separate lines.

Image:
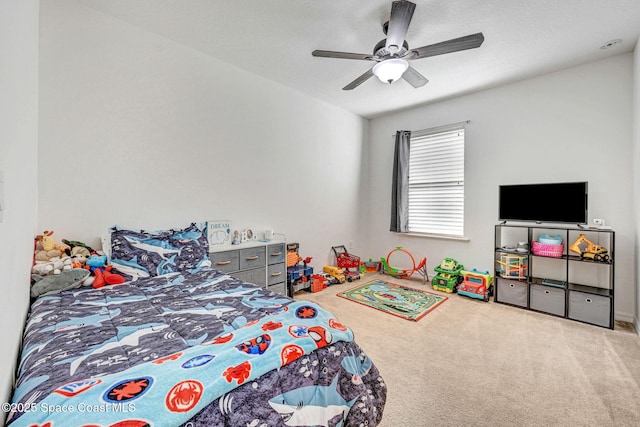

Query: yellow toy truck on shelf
left=496, top=254, right=528, bottom=279
left=569, top=233, right=610, bottom=262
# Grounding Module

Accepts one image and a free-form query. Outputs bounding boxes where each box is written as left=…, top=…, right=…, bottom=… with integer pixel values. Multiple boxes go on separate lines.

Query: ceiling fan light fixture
left=373, top=58, right=409, bottom=84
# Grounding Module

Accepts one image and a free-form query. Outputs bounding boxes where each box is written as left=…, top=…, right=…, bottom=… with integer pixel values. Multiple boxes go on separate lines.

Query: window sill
left=392, top=231, right=470, bottom=242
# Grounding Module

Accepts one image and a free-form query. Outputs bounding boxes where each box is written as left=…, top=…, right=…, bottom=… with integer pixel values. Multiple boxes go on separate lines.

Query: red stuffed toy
left=85, top=253, right=125, bottom=289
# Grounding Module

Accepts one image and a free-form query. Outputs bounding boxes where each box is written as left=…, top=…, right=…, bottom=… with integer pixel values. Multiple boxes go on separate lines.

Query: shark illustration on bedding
left=268, top=374, right=357, bottom=427
left=8, top=267, right=386, bottom=426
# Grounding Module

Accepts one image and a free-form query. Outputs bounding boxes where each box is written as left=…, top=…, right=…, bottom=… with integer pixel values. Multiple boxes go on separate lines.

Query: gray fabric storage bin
left=268, top=282, right=286, bottom=296
left=235, top=267, right=267, bottom=287
left=568, top=291, right=611, bottom=328
left=496, top=278, right=528, bottom=307
left=530, top=284, right=565, bottom=316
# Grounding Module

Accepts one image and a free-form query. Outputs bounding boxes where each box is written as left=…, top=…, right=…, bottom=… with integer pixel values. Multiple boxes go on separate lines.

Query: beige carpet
left=295, top=273, right=640, bottom=427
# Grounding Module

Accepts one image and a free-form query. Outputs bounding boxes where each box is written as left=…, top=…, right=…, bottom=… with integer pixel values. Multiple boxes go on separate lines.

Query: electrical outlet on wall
left=593, top=218, right=605, bottom=226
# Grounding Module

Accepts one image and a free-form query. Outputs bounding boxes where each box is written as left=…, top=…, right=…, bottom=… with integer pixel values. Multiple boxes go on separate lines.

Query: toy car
left=458, top=269, right=494, bottom=301
left=323, top=265, right=346, bottom=283
left=432, top=258, right=464, bottom=293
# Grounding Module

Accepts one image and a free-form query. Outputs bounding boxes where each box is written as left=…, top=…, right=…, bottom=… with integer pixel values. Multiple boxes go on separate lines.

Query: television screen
left=499, top=182, right=588, bottom=224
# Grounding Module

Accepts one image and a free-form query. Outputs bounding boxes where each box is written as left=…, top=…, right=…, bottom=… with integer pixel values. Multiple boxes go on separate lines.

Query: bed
left=7, top=224, right=386, bottom=426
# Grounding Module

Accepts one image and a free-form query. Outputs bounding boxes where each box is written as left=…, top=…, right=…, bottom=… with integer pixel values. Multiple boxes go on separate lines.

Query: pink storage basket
left=532, top=241, right=564, bottom=258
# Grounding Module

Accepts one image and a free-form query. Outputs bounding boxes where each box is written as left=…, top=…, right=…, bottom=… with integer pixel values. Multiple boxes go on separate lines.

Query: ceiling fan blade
left=409, top=32, right=485, bottom=59
left=312, top=50, right=374, bottom=61
left=343, top=68, right=375, bottom=90
left=402, top=66, right=428, bottom=88
left=385, top=1, right=416, bottom=54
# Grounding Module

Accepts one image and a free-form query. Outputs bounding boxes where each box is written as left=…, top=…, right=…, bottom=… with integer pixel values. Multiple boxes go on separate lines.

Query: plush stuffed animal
left=36, top=230, right=71, bottom=253
left=32, top=256, right=72, bottom=275
left=62, top=239, right=95, bottom=257
left=31, top=269, right=90, bottom=298
left=85, top=253, right=125, bottom=289
left=34, top=230, right=71, bottom=262
left=71, top=253, right=88, bottom=269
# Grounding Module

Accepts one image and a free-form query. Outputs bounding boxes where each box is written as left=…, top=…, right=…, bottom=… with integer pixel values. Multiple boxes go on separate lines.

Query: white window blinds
left=408, top=125, right=465, bottom=237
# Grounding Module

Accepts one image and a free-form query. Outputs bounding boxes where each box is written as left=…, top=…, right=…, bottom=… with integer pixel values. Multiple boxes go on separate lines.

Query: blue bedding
left=7, top=267, right=386, bottom=426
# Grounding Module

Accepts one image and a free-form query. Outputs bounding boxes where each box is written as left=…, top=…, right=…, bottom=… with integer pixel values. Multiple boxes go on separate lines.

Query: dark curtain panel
left=390, top=130, right=411, bottom=232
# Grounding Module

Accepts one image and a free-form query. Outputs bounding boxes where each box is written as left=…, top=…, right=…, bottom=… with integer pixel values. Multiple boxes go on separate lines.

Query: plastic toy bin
left=531, top=241, right=564, bottom=258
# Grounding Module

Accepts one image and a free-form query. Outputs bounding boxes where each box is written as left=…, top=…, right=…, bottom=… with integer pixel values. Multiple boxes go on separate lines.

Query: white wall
left=634, top=41, right=640, bottom=332
left=39, top=0, right=366, bottom=268
left=365, top=54, right=635, bottom=321
left=0, top=0, right=39, bottom=409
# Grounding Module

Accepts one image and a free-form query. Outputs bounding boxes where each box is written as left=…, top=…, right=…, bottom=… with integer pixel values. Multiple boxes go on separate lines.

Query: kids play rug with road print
left=337, top=279, right=447, bottom=321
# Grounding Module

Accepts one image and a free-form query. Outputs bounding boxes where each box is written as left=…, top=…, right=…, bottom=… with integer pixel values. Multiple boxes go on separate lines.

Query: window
left=407, top=124, right=465, bottom=237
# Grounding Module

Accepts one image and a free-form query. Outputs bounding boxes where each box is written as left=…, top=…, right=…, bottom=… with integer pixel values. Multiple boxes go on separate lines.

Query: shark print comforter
left=7, top=267, right=386, bottom=427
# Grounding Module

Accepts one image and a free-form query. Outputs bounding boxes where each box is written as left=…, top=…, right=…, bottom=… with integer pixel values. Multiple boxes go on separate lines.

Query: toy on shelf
left=432, top=257, right=464, bottom=293
left=331, top=245, right=362, bottom=282
left=458, top=269, right=494, bottom=301
left=531, top=234, right=564, bottom=258
left=323, top=265, right=346, bottom=284
left=569, top=233, right=610, bottom=262
left=496, top=253, right=528, bottom=279
left=380, top=247, right=428, bottom=284
left=286, top=243, right=314, bottom=295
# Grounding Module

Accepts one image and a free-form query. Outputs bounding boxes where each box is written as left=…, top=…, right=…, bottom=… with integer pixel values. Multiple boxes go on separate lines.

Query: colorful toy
left=332, top=245, right=362, bottom=282
left=569, top=233, right=610, bottom=262
left=432, top=258, right=464, bottom=293
left=496, top=253, right=528, bottom=279
left=458, top=269, right=494, bottom=301
left=363, top=259, right=381, bottom=273
left=286, top=243, right=314, bottom=294
left=323, top=265, right=346, bottom=284
left=85, top=253, right=125, bottom=289
left=380, top=247, right=428, bottom=284
left=34, top=230, right=70, bottom=262
left=310, top=274, right=328, bottom=293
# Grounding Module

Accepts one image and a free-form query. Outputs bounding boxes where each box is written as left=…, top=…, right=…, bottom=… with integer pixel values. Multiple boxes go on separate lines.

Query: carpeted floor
left=296, top=273, right=640, bottom=427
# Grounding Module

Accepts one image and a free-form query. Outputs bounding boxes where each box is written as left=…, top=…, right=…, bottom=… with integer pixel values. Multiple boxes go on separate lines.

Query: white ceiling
left=76, top=0, right=640, bottom=119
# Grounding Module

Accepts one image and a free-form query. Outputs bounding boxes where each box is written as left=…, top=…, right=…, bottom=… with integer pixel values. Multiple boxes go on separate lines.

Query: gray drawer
left=267, top=243, right=285, bottom=265
left=496, top=278, right=528, bottom=308
left=210, top=250, right=239, bottom=273
left=530, top=284, right=565, bottom=317
left=268, top=282, right=287, bottom=296
left=268, top=262, right=285, bottom=286
left=568, top=291, right=611, bottom=328
left=239, top=247, right=266, bottom=270
left=234, top=267, right=266, bottom=287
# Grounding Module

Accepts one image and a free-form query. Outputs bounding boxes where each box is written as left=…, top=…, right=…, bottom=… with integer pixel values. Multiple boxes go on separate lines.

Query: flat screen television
left=498, top=182, right=588, bottom=224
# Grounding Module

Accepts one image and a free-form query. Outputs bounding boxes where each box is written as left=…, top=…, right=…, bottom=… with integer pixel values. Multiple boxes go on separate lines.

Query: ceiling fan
left=312, top=0, right=484, bottom=90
